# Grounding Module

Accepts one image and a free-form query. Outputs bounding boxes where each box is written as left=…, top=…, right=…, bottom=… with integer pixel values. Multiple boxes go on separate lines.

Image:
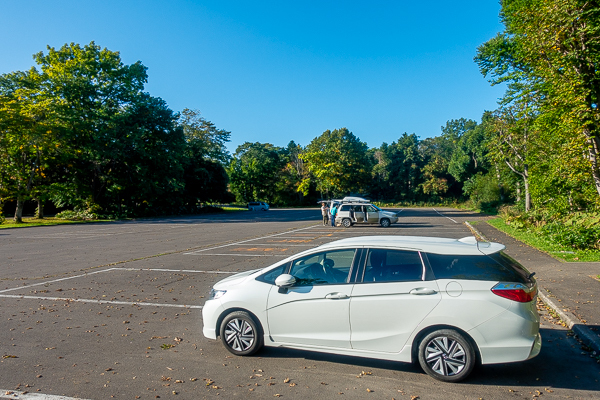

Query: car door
left=353, top=205, right=365, bottom=223
left=366, top=205, right=380, bottom=224
left=349, top=249, right=441, bottom=352
left=266, top=249, right=357, bottom=348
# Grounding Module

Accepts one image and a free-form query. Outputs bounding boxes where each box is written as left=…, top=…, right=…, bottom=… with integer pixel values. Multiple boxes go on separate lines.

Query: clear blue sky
left=1, top=1, right=505, bottom=153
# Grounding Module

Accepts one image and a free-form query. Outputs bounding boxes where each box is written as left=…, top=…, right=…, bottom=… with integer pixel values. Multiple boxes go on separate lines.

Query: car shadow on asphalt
left=255, top=328, right=600, bottom=391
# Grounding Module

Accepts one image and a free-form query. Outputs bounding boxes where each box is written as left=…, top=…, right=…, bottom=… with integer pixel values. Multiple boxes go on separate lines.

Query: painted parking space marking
left=113, top=267, right=236, bottom=274
left=0, top=294, right=203, bottom=309
left=432, top=208, right=459, bottom=223
left=183, top=225, right=319, bottom=255
left=0, top=390, right=90, bottom=400
left=189, top=253, right=282, bottom=257
left=0, top=268, right=236, bottom=296
left=233, top=243, right=315, bottom=247
left=0, top=268, right=115, bottom=294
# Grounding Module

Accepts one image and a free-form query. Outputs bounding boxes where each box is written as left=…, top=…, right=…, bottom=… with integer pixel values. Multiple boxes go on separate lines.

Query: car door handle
left=325, top=292, right=349, bottom=299
left=409, top=288, right=437, bottom=295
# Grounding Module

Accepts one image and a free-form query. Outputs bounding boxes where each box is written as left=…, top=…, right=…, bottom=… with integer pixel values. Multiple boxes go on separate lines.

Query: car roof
left=311, top=235, right=505, bottom=255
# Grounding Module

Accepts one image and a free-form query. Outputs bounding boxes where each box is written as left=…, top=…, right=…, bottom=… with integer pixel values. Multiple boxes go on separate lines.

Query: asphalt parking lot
left=1, top=208, right=599, bottom=399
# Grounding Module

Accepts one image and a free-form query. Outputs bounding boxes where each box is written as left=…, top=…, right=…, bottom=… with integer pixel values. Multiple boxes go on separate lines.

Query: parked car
left=334, top=197, right=399, bottom=227
left=248, top=201, right=269, bottom=211
left=202, top=235, right=540, bottom=382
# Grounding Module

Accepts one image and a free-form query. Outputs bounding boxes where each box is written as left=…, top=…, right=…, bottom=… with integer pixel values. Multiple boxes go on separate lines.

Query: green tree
left=178, top=108, right=231, bottom=209
left=385, top=133, right=424, bottom=201
left=228, top=142, right=286, bottom=203
left=477, top=0, right=600, bottom=201
left=0, top=69, right=58, bottom=222
left=33, top=42, right=150, bottom=213
left=178, top=108, right=231, bottom=164
left=299, top=128, right=371, bottom=198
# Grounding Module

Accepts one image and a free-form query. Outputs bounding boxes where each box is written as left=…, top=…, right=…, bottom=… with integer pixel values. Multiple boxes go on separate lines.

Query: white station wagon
left=202, top=236, right=541, bottom=382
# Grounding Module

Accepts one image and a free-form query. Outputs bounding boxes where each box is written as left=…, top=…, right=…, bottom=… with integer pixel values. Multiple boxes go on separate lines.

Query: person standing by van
left=330, top=204, right=338, bottom=227
left=321, top=203, right=329, bottom=226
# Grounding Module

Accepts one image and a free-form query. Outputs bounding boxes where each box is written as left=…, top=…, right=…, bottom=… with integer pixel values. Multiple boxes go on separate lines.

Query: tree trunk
left=495, top=165, right=504, bottom=201
left=584, top=130, right=600, bottom=196
left=36, top=199, right=44, bottom=219
left=14, top=197, right=24, bottom=223
left=523, top=164, right=531, bottom=212
left=516, top=181, right=521, bottom=202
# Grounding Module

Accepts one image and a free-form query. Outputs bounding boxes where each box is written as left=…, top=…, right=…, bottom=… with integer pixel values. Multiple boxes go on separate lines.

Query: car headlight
left=209, top=289, right=227, bottom=300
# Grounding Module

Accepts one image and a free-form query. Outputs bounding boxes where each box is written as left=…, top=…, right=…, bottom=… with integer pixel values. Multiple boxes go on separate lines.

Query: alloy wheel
left=424, top=336, right=466, bottom=376
left=224, top=318, right=255, bottom=352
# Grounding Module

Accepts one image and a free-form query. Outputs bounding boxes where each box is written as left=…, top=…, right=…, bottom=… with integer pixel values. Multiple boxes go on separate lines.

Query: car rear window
left=340, top=205, right=350, bottom=211
left=425, top=252, right=532, bottom=283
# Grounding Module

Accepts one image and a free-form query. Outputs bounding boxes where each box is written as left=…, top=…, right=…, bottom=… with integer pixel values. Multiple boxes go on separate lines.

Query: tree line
left=0, top=42, right=232, bottom=222
left=1, top=0, right=599, bottom=223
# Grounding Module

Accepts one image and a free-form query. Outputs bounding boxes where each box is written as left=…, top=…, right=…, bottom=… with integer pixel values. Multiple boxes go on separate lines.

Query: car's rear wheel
left=220, top=311, right=263, bottom=356
left=342, top=218, right=352, bottom=228
left=380, top=218, right=391, bottom=228
left=418, top=329, right=475, bottom=382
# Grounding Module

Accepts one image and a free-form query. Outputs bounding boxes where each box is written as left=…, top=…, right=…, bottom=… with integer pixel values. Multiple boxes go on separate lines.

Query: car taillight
left=491, top=283, right=537, bottom=303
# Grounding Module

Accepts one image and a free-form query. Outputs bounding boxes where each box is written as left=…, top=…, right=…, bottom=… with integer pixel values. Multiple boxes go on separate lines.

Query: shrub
left=542, top=222, right=600, bottom=249
left=55, top=209, right=98, bottom=221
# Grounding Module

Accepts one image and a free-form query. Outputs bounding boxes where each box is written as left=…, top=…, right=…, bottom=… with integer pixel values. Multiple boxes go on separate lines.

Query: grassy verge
left=0, top=216, right=113, bottom=229
left=487, top=217, right=600, bottom=262
left=221, top=206, right=248, bottom=212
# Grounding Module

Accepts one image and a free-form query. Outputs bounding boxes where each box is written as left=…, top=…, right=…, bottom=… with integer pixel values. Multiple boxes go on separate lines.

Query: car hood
left=382, top=211, right=398, bottom=218
left=213, top=268, right=261, bottom=289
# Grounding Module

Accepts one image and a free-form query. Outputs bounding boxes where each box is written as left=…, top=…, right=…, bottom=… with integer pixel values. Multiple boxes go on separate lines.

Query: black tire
left=418, top=329, right=476, bottom=382
left=342, top=218, right=352, bottom=228
left=219, top=311, right=263, bottom=356
left=380, top=218, right=391, bottom=228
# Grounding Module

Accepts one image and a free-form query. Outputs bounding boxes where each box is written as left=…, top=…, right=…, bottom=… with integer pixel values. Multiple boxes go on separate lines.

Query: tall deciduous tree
left=34, top=42, right=151, bottom=212
left=228, top=142, right=285, bottom=203
left=299, top=128, right=371, bottom=198
left=0, top=69, right=57, bottom=222
left=478, top=0, right=600, bottom=198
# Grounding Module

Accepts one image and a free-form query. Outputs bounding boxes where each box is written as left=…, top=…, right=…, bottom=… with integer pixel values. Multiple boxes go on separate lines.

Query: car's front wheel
left=418, top=329, right=476, bottom=382
left=220, top=311, right=263, bottom=356
left=380, top=218, right=391, bottom=228
left=342, top=218, right=352, bottom=228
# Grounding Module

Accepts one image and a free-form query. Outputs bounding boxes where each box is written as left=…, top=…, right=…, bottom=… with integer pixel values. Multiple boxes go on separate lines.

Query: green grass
left=487, top=217, right=600, bottom=262
left=0, top=216, right=113, bottom=229
left=221, top=206, right=248, bottom=212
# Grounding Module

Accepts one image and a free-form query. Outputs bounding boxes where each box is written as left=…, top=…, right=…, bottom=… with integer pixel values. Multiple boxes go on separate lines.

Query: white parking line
left=184, top=225, right=318, bottom=255
left=0, top=390, right=90, bottom=400
left=0, top=268, right=116, bottom=294
left=0, top=294, right=203, bottom=309
left=432, top=208, right=458, bottom=223
left=0, top=268, right=237, bottom=296
left=113, top=268, right=236, bottom=274
left=233, top=244, right=315, bottom=247
left=188, top=253, right=280, bottom=257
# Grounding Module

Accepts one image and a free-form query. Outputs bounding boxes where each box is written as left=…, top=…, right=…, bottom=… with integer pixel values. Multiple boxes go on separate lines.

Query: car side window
left=366, top=205, right=378, bottom=213
left=362, top=249, right=423, bottom=283
left=290, top=249, right=356, bottom=285
left=425, top=253, right=529, bottom=283
left=256, top=264, right=287, bottom=285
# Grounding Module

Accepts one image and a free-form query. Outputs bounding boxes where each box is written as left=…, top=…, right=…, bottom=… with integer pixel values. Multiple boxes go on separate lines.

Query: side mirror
left=275, top=274, right=296, bottom=288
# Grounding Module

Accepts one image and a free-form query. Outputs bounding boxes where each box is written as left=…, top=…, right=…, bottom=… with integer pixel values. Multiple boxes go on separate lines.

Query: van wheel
left=380, top=218, right=391, bottom=227
left=418, top=329, right=475, bottom=382
left=220, top=311, right=263, bottom=356
left=342, top=218, right=352, bottom=228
